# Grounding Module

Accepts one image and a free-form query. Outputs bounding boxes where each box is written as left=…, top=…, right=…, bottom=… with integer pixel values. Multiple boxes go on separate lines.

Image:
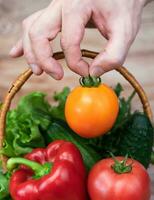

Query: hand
left=9, top=0, right=147, bottom=79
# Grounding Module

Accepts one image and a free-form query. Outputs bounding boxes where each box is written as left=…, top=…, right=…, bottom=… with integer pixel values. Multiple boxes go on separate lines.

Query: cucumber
left=45, top=119, right=101, bottom=171
left=117, top=112, right=154, bottom=168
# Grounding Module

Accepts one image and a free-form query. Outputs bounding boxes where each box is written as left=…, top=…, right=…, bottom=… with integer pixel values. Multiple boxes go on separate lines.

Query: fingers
left=90, top=4, right=142, bottom=77
left=29, top=4, right=63, bottom=79
left=90, top=30, right=134, bottom=77
left=9, top=10, right=43, bottom=59
left=23, top=32, right=43, bottom=75
left=9, top=7, right=63, bottom=79
left=61, top=5, right=91, bottom=76
left=22, top=11, right=45, bottom=75
left=30, top=38, right=63, bottom=79
left=9, top=10, right=44, bottom=75
left=9, top=39, right=23, bottom=58
left=9, top=0, right=92, bottom=78
left=61, top=15, right=88, bottom=76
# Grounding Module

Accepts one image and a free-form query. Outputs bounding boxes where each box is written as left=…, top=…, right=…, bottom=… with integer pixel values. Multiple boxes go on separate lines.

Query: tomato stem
left=110, top=153, right=133, bottom=174
left=79, top=76, right=101, bottom=87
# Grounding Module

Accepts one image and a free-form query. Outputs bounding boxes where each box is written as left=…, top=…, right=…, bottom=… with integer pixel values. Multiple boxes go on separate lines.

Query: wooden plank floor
left=0, top=1, right=154, bottom=198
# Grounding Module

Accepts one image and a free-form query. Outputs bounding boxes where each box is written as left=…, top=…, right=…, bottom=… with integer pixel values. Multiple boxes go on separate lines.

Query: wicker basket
left=0, top=49, right=153, bottom=172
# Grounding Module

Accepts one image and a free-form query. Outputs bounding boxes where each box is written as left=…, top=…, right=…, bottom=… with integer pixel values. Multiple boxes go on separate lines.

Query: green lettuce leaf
left=50, top=87, right=70, bottom=120
left=0, top=169, right=10, bottom=200
left=1, top=92, right=51, bottom=157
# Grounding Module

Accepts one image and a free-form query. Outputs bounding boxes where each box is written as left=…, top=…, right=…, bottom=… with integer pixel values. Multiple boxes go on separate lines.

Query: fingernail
left=9, top=46, right=17, bottom=55
left=30, top=64, right=39, bottom=74
left=90, top=66, right=105, bottom=77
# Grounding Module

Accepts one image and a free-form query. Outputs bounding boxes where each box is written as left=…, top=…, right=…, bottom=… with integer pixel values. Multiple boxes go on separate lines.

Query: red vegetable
left=88, top=156, right=151, bottom=200
left=7, top=140, right=87, bottom=200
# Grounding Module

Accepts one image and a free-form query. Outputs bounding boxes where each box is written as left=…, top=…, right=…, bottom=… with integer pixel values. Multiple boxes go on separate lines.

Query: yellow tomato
left=65, top=83, right=119, bottom=138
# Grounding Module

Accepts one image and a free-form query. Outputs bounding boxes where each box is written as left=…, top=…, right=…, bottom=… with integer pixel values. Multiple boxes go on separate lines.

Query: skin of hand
left=9, top=0, right=149, bottom=79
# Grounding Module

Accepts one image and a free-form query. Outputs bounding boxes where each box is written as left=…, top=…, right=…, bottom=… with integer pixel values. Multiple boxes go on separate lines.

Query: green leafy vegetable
left=50, top=87, right=70, bottom=120
left=113, top=83, right=136, bottom=130
left=114, top=83, right=123, bottom=97
left=118, top=112, right=154, bottom=168
left=1, top=88, right=71, bottom=158
left=0, top=169, right=10, bottom=199
left=1, top=92, right=51, bottom=157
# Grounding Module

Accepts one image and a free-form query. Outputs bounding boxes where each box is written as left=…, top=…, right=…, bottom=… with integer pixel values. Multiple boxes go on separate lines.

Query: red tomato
left=88, top=157, right=151, bottom=200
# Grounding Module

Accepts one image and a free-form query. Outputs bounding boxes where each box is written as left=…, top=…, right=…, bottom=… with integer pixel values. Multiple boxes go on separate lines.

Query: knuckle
left=38, top=58, right=46, bottom=66
left=22, top=19, right=28, bottom=29
left=29, top=28, right=37, bottom=40
left=41, top=65, right=51, bottom=74
left=35, top=59, right=48, bottom=73
left=104, top=51, right=124, bottom=67
left=40, top=63, right=45, bottom=70
left=67, top=59, right=78, bottom=71
left=109, top=56, right=123, bottom=67
left=60, top=38, right=68, bottom=50
left=29, top=27, right=47, bottom=41
left=37, top=57, right=48, bottom=68
left=49, top=27, right=60, bottom=39
left=28, top=24, right=42, bottom=41
left=24, top=51, right=34, bottom=63
left=61, top=36, right=79, bottom=50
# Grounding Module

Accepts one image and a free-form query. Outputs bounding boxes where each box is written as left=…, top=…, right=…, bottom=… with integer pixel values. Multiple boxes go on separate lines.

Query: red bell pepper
left=7, top=140, right=87, bottom=200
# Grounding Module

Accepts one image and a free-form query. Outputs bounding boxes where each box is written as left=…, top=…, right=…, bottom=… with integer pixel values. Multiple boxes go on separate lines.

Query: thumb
left=89, top=33, right=133, bottom=76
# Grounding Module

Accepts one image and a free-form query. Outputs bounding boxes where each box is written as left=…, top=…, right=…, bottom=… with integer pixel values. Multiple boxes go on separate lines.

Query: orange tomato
left=65, top=83, right=119, bottom=138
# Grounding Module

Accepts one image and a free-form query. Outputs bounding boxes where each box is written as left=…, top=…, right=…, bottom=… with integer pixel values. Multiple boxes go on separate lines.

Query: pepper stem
left=79, top=76, right=101, bottom=87
left=110, top=153, right=133, bottom=174
left=7, top=157, right=52, bottom=179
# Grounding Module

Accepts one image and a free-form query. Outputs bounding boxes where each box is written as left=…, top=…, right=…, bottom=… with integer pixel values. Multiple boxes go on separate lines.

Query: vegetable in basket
left=1, top=87, right=70, bottom=158
left=117, top=112, right=154, bottom=168
left=88, top=156, right=151, bottom=200
left=0, top=169, right=10, bottom=199
left=1, top=84, right=153, bottom=169
left=7, top=140, right=87, bottom=200
left=65, top=76, right=119, bottom=138
left=0, top=48, right=153, bottom=199
left=0, top=84, right=153, bottom=200
left=1, top=92, right=50, bottom=157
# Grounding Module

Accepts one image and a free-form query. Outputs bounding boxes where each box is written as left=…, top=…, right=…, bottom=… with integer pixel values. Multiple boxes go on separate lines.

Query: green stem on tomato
left=110, top=153, right=133, bottom=174
left=7, top=157, right=52, bottom=179
left=79, top=76, right=101, bottom=87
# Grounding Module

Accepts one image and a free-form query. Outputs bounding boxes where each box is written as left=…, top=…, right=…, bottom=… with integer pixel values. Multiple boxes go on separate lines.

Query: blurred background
left=0, top=0, right=154, bottom=197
